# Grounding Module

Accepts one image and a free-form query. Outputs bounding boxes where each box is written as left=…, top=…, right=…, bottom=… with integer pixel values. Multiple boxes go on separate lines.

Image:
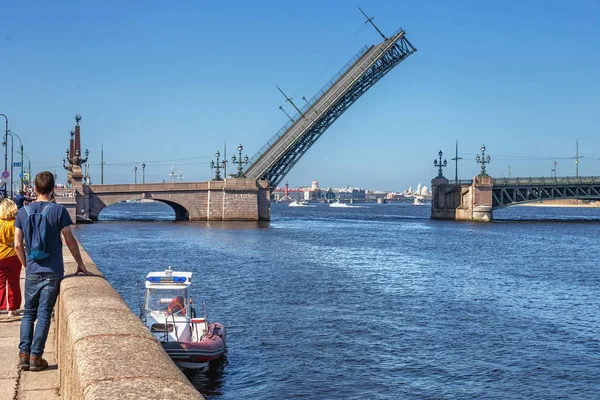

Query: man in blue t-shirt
left=14, top=171, right=91, bottom=372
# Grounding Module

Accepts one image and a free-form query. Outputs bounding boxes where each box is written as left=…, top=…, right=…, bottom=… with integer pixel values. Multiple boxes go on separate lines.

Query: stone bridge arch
left=83, top=180, right=270, bottom=222
left=87, top=191, right=191, bottom=221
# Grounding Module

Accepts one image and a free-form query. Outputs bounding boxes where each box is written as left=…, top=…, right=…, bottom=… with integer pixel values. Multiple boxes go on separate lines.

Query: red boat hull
left=162, top=323, right=226, bottom=365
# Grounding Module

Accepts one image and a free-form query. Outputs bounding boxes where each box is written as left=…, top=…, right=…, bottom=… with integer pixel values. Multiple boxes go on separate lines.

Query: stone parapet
left=56, top=198, right=78, bottom=224
left=58, top=242, right=203, bottom=399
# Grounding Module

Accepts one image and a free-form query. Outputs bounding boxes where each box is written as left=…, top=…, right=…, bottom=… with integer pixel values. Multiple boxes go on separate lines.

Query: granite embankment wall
left=57, top=240, right=203, bottom=399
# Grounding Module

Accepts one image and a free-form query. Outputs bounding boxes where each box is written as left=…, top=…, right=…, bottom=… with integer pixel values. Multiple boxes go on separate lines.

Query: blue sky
left=1, top=0, right=599, bottom=191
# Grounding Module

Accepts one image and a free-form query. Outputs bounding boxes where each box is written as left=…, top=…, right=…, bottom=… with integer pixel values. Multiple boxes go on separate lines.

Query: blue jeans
left=19, top=273, right=62, bottom=356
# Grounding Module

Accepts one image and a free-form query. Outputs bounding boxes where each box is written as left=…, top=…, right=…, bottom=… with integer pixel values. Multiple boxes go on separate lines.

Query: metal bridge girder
left=245, top=30, right=416, bottom=188
left=491, top=178, right=600, bottom=208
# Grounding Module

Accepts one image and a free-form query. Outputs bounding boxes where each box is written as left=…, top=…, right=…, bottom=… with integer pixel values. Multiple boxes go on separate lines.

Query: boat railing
left=164, top=312, right=187, bottom=342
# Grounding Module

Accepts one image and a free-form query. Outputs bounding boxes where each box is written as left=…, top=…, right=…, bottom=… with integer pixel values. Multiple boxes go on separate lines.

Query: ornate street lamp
left=134, top=165, right=138, bottom=184
left=142, top=162, right=146, bottom=183
left=210, top=151, right=223, bottom=181
left=63, top=147, right=89, bottom=171
left=231, top=143, right=249, bottom=178
left=476, top=144, right=491, bottom=176
left=433, top=150, right=447, bottom=179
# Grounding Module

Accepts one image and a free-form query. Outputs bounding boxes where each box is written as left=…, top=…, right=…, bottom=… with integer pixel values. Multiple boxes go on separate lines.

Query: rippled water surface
left=73, top=202, right=600, bottom=399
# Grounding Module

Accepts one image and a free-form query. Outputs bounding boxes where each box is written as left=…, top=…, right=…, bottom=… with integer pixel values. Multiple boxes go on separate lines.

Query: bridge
left=244, top=29, right=416, bottom=188
left=431, top=175, right=600, bottom=221
left=58, top=23, right=416, bottom=223
left=57, top=179, right=270, bottom=222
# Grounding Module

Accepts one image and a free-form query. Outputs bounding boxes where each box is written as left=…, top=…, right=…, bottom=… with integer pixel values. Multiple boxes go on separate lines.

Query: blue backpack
left=23, top=203, right=55, bottom=261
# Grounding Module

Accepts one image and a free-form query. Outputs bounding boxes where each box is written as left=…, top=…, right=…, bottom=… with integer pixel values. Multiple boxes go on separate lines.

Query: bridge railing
left=493, top=176, right=600, bottom=186
left=246, top=45, right=370, bottom=167
left=448, top=179, right=475, bottom=185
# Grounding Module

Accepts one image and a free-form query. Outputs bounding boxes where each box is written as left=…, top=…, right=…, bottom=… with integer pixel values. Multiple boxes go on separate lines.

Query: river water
left=72, top=202, right=600, bottom=400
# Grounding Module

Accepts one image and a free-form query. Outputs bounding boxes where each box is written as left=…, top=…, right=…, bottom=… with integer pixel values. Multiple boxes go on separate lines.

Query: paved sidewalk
left=0, top=269, right=60, bottom=400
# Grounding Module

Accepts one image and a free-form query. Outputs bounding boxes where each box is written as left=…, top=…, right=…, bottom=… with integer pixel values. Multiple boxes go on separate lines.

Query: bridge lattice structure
left=244, top=29, right=416, bottom=188
left=492, top=176, right=600, bottom=208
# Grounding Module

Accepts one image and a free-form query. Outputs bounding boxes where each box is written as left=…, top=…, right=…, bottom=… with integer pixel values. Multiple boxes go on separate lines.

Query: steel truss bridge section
left=245, top=29, right=416, bottom=188
left=492, top=176, right=600, bottom=208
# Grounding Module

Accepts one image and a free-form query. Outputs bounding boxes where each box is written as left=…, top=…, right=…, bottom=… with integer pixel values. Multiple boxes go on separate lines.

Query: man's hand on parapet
left=75, top=263, right=93, bottom=275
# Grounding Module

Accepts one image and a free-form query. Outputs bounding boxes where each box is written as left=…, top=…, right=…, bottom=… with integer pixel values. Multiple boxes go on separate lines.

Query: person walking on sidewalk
left=0, top=198, right=22, bottom=316
left=14, top=171, right=91, bottom=372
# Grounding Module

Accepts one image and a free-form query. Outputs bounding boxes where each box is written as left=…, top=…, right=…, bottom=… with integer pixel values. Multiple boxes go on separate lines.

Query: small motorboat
left=140, top=267, right=226, bottom=370
left=330, top=200, right=360, bottom=208
left=288, top=200, right=309, bottom=207
left=329, top=200, right=347, bottom=207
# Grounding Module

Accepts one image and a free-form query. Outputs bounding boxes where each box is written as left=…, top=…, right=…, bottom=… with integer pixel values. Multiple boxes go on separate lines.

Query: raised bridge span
left=244, top=29, right=416, bottom=188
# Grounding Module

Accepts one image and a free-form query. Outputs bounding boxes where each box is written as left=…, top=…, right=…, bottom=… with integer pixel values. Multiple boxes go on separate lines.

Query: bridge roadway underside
left=84, top=179, right=270, bottom=221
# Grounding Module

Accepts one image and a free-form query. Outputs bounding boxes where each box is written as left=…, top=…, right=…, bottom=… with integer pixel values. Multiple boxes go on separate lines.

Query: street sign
left=13, top=162, right=21, bottom=167
left=23, top=173, right=30, bottom=181
left=1, top=170, right=9, bottom=179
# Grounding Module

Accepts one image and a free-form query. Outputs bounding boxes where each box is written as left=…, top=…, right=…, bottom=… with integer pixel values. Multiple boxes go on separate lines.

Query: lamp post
left=476, top=144, right=491, bottom=176
left=4, top=130, right=23, bottom=196
left=278, top=105, right=295, bottom=123
left=210, top=151, right=223, bottom=181
left=231, top=143, right=249, bottom=178
left=433, top=150, right=447, bottom=179
left=552, top=161, right=557, bottom=179
left=2, top=133, right=13, bottom=196
left=8, top=131, right=23, bottom=192
left=6, top=131, right=23, bottom=193
left=142, top=162, right=145, bottom=183
left=0, top=114, right=7, bottom=197
left=134, top=165, right=138, bottom=184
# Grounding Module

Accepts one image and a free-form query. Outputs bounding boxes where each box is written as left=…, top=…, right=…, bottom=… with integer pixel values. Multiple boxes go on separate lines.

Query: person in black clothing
left=14, top=191, right=27, bottom=210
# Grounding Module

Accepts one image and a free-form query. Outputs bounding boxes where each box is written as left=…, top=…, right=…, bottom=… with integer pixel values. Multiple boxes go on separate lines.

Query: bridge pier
left=431, top=175, right=494, bottom=222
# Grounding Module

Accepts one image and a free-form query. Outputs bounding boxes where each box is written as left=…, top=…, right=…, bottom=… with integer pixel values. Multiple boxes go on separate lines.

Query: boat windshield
left=146, top=288, right=188, bottom=315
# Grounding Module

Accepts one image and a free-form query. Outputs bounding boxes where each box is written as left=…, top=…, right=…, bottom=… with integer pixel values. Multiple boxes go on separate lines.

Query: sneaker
left=8, top=310, right=20, bottom=317
left=29, top=355, right=48, bottom=372
left=19, top=352, right=30, bottom=371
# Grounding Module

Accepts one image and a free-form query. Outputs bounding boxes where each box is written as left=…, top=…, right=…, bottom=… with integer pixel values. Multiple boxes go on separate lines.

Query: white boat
left=330, top=200, right=349, bottom=207
left=140, top=267, right=226, bottom=370
left=289, top=200, right=309, bottom=207
left=413, top=197, right=426, bottom=206
left=330, top=200, right=360, bottom=208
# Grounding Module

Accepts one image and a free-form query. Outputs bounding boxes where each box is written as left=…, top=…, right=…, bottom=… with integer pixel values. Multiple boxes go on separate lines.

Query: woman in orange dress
left=0, top=198, right=22, bottom=316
